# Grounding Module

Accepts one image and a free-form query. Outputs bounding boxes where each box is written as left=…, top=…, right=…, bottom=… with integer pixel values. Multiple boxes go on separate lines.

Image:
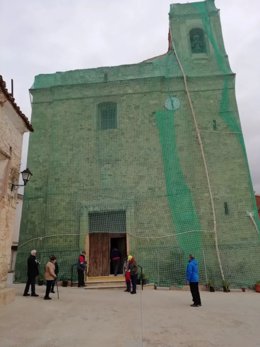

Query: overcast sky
left=1, top=0, right=259, bottom=193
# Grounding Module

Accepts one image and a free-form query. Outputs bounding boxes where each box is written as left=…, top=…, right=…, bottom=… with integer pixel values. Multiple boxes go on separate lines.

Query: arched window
left=190, top=28, right=206, bottom=54
left=98, top=102, right=117, bottom=130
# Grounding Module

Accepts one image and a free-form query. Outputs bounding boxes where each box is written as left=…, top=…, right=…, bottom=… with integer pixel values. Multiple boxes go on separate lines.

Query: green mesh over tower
left=16, top=0, right=260, bottom=288
left=155, top=109, right=202, bottom=249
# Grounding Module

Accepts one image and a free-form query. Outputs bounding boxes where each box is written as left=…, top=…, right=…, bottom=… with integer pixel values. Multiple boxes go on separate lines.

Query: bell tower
left=169, top=0, right=231, bottom=75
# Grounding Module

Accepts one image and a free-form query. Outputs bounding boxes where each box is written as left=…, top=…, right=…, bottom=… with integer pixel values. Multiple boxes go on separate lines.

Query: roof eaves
left=0, top=75, right=34, bottom=132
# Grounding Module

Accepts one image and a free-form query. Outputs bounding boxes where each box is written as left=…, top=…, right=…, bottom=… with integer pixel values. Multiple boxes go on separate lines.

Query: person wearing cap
left=186, top=254, right=202, bottom=307
left=77, top=251, right=87, bottom=287
left=23, top=249, right=40, bottom=297
left=44, top=256, right=57, bottom=300
left=128, top=255, right=138, bottom=294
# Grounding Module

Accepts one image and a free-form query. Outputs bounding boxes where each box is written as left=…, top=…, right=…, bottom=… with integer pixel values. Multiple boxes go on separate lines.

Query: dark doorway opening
left=110, top=235, right=126, bottom=275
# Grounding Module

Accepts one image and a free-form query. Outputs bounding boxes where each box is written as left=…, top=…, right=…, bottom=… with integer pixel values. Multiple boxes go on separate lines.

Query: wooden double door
left=88, top=233, right=126, bottom=276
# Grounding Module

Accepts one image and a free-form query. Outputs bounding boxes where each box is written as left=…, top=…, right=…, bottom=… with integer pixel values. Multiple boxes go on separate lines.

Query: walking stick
left=56, top=278, right=59, bottom=299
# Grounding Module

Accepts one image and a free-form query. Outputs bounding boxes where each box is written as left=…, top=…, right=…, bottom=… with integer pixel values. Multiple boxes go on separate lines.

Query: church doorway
left=88, top=210, right=126, bottom=277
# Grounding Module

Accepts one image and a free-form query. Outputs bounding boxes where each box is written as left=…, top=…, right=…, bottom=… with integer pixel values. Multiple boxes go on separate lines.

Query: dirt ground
left=0, top=283, right=259, bottom=347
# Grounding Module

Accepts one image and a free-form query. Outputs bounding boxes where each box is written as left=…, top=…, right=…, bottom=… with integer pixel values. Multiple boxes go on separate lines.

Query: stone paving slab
left=0, top=284, right=259, bottom=347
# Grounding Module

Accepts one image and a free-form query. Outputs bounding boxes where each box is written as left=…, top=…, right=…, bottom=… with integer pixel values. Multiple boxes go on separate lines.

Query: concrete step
left=85, top=275, right=126, bottom=290
left=87, top=275, right=124, bottom=281
left=85, top=283, right=126, bottom=290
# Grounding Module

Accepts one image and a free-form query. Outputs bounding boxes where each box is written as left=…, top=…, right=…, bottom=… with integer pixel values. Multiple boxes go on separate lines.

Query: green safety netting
left=15, top=0, right=260, bottom=288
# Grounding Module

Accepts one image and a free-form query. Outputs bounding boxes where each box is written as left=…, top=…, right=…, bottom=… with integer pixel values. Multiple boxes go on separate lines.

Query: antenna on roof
left=11, top=79, right=14, bottom=96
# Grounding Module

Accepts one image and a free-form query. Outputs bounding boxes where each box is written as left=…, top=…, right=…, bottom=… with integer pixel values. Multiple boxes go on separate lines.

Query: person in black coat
left=128, top=255, right=138, bottom=294
left=23, top=250, right=40, bottom=297
left=110, top=247, right=121, bottom=276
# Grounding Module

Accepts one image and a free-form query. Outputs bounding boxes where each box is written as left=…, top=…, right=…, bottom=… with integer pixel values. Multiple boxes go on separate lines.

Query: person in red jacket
left=128, top=255, right=138, bottom=294
left=77, top=251, right=87, bottom=287
left=123, top=257, right=131, bottom=292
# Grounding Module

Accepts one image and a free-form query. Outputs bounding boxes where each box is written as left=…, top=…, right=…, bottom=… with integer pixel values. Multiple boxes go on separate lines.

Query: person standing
left=123, top=257, right=131, bottom=292
left=128, top=255, right=138, bottom=294
left=44, top=256, right=57, bottom=300
left=23, top=249, right=40, bottom=297
left=186, top=254, right=202, bottom=307
left=110, top=247, right=121, bottom=276
left=77, top=251, right=87, bottom=287
left=50, top=256, right=59, bottom=293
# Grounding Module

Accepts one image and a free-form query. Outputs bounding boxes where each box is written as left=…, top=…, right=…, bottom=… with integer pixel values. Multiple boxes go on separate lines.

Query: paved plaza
left=0, top=284, right=259, bottom=347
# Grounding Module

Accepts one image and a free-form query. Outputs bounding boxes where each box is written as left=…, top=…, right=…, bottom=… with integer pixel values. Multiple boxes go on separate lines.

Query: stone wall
left=16, top=72, right=260, bottom=285
left=0, top=91, right=28, bottom=304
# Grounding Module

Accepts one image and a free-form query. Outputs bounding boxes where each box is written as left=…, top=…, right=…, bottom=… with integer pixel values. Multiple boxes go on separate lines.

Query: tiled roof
left=0, top=75, right=33, bottom=132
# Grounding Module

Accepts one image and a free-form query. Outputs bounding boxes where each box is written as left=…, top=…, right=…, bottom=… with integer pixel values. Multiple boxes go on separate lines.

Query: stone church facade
left=16, top=0, right=260, bottom=287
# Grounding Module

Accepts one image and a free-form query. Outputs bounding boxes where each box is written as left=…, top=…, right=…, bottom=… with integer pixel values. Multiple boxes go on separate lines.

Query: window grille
left=89, top=210, right=126, bottom=233
left=98, top=102, right=117, bottom=130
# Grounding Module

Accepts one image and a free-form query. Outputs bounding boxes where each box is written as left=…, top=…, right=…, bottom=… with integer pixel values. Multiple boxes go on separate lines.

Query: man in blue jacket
left=186, top=254, right=202, bottom=307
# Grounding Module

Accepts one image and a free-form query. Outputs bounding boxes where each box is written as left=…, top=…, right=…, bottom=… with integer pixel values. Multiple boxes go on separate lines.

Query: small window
left=98, top=102, right=117, bottom=130
left=224, top=202, right=229, bottom=215
left=190, top=28, right=206, bottom=54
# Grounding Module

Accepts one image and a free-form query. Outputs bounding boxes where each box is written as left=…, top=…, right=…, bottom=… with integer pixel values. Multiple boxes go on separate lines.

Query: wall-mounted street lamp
left=11, top=168, right=33, bottom=191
